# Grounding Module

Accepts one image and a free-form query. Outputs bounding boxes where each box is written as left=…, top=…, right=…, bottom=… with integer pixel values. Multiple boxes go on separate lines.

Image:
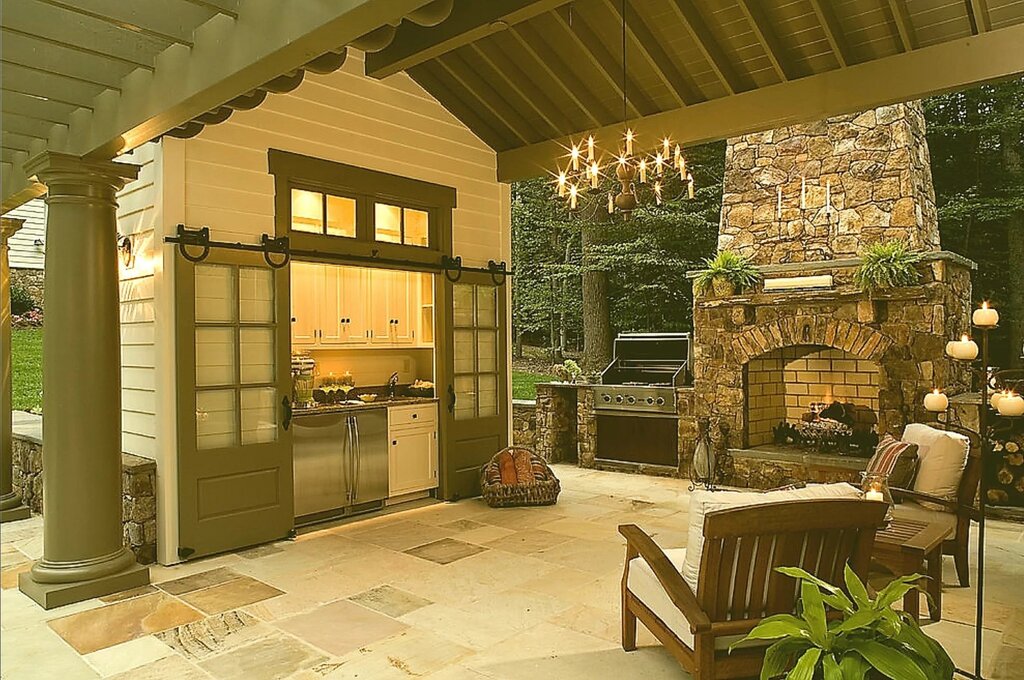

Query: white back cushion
left=680, top=483, right=861, bottom=593
left=904, top=423, right=969, bottom=506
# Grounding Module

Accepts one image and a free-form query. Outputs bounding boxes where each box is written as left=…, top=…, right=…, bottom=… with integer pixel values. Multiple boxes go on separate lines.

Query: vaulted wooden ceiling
left=366, top=0, right=1024, bottom=180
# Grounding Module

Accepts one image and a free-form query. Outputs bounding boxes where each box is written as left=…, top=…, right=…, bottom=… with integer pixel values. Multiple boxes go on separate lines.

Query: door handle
left=447, top=384, right=456, bottom=414
left=352, top=417, right=361, bottom=501
left=281, top=395, right=293, bottom=431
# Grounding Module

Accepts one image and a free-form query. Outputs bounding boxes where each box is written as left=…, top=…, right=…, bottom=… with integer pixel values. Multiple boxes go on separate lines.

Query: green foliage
left=853, top=240, right=921, bottom=293
left=692, top=250, right=760, bottom=294
left=734, top=564, right=953, bottom=680
left=511, top=370, right=553, bottom=400
left=11, top=328, right=43, bottom=412
left=10, top=282, right=36, bottom=316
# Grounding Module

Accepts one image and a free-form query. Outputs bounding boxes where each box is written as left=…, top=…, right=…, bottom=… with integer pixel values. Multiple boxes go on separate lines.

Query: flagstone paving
left=2, top=465, right=1022, bottom=678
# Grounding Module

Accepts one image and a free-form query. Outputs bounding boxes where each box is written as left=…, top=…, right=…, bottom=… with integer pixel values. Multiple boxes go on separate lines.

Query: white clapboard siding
left=182, top=50, right=507, bottom=267
left=116, top=143, right=160, bottom=457
left=5, top=198, right=46, bottom=269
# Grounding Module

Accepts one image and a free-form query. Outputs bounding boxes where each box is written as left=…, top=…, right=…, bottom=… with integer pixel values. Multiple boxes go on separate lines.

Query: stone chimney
left=718, top=101, right=939, bottom=264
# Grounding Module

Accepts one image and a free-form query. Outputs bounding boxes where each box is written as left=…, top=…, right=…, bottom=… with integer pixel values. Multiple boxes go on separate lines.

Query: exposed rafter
left=365, top=0, right=568, bottom=79
left=807, top=0, right=854, bottom=67
left=735, top=0, right=798, bottom=82
left=407, top=64, right=508, bottom=149
left=434, top=52, right=535, bottom=146
left=668, top=0, right=748, bottom=95
left=887, top=0, right=918, bottom=52
left=606, top=0, right=702, bottom=107
left=497, top=23, right=1024, bottom=181
left=968, top=0, right=992, bottom=34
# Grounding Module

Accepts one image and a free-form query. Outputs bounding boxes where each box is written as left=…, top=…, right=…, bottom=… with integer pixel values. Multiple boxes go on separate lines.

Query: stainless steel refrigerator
left=293, top=408, right=389, bottom=522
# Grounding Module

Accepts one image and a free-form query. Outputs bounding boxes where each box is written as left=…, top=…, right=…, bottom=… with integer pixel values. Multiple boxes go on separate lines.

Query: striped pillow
left=867, top=435, right=919, bottom=488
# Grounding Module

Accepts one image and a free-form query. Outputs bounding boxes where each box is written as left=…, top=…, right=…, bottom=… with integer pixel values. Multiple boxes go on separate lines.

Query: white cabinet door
left=318, top=264, right=344, bottom=345
left=290, top=261, right=319, bottom=347
left=368, top=269, right=394, bottom=344
left=339, top=266, right=368, bottom=343
left=388, top=427, right=438, bottom=496
left=390, top=270, right=416, bottom=345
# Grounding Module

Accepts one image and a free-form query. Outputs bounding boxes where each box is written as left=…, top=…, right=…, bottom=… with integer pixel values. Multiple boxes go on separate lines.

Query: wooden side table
left=872, top=518, right=951, bottom=621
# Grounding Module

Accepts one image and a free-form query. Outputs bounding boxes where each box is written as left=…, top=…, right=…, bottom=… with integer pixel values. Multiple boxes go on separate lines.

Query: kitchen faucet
left=387, top=372, right=400, bottom=399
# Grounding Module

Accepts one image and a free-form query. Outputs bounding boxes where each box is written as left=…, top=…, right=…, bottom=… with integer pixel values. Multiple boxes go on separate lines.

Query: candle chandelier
left=552, top=1, right=695, bottom=217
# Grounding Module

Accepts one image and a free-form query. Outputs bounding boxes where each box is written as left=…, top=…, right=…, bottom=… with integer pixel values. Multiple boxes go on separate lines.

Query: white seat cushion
left=903, top=424, right=969, bottom=507
left=680, top=483, right=861, bottom=593
left=893, top=500, right=957, bottom=534
left=626, top=548, right=755, bottom=651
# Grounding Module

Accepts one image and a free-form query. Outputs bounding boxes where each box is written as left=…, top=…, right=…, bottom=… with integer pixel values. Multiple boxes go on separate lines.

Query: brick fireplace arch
left=725, top=318, right=893, bottom=366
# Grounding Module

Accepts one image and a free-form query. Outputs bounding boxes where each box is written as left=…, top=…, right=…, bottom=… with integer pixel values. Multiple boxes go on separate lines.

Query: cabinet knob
left=392, top=440, right=397, bottom=446
left=412, top=414, right=418, bottom=419
left=291, top=317, right=297, bottom=322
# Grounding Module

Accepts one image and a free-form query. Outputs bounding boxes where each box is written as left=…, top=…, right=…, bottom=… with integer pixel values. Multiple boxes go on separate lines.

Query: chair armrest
left=890, top=487, right=957, bottom=512
left=618, top=524, right=711, bottom=633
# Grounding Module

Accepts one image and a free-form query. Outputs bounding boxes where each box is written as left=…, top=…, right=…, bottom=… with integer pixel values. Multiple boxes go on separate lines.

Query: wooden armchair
left=891, top=423, right=982, bottom=587
left=619, top=499, right=887, bottom=680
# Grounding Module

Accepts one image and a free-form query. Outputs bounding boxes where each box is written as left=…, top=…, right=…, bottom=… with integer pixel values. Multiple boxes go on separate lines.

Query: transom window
left=290, top=188, right=356, bottom=238
left=374, top=202, right=430, bottom=247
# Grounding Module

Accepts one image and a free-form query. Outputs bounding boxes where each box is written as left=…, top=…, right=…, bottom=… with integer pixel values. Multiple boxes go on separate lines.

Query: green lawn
left=512, top=369, right=553, bottom=400
left=11, top=328, right=43, bottom=412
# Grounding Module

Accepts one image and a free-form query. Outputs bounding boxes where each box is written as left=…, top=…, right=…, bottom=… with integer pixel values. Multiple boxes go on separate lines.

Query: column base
left=19, top=562, right=150, bottom=610
left=0, top=493, right=31, bottom=522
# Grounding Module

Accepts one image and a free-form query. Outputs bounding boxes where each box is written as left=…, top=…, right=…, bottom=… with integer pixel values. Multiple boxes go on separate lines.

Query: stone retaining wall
left=511, top=399, right=538, bottom=450
left=11, top=433, right=157, bottom=564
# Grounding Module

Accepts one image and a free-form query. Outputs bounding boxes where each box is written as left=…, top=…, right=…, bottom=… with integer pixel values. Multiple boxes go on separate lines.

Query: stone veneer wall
left=10, top=268, right=45, bottom=309
left=11, top=434, right=157, bottom=564
left=534, top=384, right=578, bottom=463
left=719, top=101, right=939, bottom=263
left=511, top=399, right=538, bottom=450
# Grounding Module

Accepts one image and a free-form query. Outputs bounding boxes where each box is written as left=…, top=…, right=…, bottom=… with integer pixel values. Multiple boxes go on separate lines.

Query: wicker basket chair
left=480, top=447, right=560, bottom=508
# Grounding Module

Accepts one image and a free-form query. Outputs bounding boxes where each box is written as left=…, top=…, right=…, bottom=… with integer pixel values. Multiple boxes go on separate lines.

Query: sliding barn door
left=439, top=272, right=509, bottom=500
left=175, top=253, right=293, bottom=559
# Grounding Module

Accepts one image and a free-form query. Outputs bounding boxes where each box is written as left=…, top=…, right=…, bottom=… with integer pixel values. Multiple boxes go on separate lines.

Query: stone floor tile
left=83, top=635, right=174, bottom=677
left=107, top=654, right=210, bottom=680
left=178, top=576, right=284, bottom=616
left=348, top=520, right=454, bottom=552
left=348, top=584, right=433, bottom=618
left=450, top=524, right=518, bottom=546
left=156, top=566, right=240, bottom=595
left=48, top=592, right=204, bottom=654
left=457, top=587, right=573, bottom=631
left=0, top=623, right=101, bottom=679
left=99, top=584, right=159, bottom=603
left=1, top=543, right=29, bottom=566
left=198, top=631, right=327, bottom=680
left=405, top=537, right=487, bottom=565
left=156, top=609, right=274, bottom=661
left=398, top=603, right=519, bottom=650
left=277, top=599, right=408, bottom=657
left=324, top=628, right=473, bottom=679
left=482, top=528, right=573, bottom=555
left=1, top=561, right=32, bottom=589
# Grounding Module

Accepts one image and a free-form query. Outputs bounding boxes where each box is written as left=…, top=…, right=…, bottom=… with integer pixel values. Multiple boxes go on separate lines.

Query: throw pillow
left=903, top=423, right=970, bottom=508
left=867, top=435, right=919, bottom=489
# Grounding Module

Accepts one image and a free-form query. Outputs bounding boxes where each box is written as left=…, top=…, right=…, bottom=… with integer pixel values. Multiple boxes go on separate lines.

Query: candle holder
left=860, top=471, right=894, bottom=526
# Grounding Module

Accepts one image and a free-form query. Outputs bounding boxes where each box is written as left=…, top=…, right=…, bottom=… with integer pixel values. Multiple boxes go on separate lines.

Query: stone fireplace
left=687, top=101, right=974, bottom=487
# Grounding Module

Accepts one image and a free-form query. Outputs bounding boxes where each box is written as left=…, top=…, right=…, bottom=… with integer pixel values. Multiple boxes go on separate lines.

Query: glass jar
left=860, top=471, right=894, bottom=526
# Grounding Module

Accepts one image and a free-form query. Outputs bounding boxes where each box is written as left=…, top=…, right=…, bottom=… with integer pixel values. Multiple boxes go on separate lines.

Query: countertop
left=294, top=396, right=439, bottom=416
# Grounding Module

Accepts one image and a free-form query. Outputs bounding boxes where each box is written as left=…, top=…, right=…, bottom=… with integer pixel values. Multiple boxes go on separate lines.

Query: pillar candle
left=996, top=392, right=1024, bottom=417
left=924, top=389, right=948, bottom=413
left=990, top=391, right=1007, bottom=410
left=865, top=489, right=884, bottom=502
left=946, top=335, right=978, bottom=360
left=973, top=302, right=999, bottom=327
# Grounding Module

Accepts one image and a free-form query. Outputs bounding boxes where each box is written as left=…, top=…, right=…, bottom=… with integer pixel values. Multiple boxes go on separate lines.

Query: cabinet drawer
left=389, top=404, right=436, bottom=428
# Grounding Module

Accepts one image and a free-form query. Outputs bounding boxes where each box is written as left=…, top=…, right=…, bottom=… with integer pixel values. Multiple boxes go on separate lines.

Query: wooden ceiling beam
left=1, top=91, right=85, bottom=122
left=2, top=132, right=41, bottom=153
left=605, top=0, right=702, bottom=107
left=497, top=23, right=1024, bottom=181
left=807, top=0, right=854, bottom=67
left=433, top=52, right=535, bottom=146
left=466, top=43, right=565, bottom=140
left=735, top=0, right=798, bottom=82
left=365, top=0, right=568, bottom=79
left=887, top=0, right=918, bottom=52
left=550, top=7, right=651, bottom=119
left=407, top=64, right=510, bottom=150
left=31, top=0, right=206, bottom=46
left=0, top=64, right=106, bottom=108
left=968, top=0, right=992, bottom=34
left=668, top=0, right=748, bottom=95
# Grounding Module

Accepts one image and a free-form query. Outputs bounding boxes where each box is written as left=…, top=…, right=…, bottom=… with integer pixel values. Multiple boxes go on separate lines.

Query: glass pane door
left=452, top=283, right=499, bottom=420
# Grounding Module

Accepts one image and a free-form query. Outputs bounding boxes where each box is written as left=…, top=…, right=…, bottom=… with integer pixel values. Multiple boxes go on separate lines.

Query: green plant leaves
left=844, top=563, right=870, bottom=608
left=853, top=239, right=921, bottom=293
left=788, top=648, right=822, bottom=680
left=801, top=581, right=829, bottom=647
left=693, top=249, right=760, bottom=293
left=739, top=614, right=810, bottom=644
left=760, top=638, right=808, bottom=680
left=846, top=640, right=929, bottom=680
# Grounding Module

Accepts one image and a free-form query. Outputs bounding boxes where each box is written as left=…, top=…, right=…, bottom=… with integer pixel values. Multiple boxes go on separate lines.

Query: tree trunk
left=559, top=241, right=570, bottom=357
left=581, top=217, right=613, bottom=372
left=514, top=329, right=523, bottom=359
left=1001, top=111, right=1023, bottom=367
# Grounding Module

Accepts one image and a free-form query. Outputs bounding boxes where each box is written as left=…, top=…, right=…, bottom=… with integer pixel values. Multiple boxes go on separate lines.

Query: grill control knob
left=615, top=395, right=624, bottom=403
left=646, top=397, right=655, bottom=405
left=602, top=394, right=612, bottom=402
left=626, top=395, right=636, bottom=405
left=656, top=397, right=666, bottom=406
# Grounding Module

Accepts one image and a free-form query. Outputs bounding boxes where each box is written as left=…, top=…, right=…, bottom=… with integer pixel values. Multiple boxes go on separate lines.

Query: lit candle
left=865, top=488, right=885, bottom=502
left=800, top=176, right=806, bottom=209
left=924, top=389, right=949, bottom=413
left=662, top=138, right=671, bottom=158
left=654, top=181, right=662, bottom=205
left=946, top=335, right=979, bottom=361
left=570, top=145, right=580, bottom=171
left=997, top=392, right=1024, bottom=417
left=674, top=144, right=681, bottom=167
left=569, top=184, right=578, bottom=210
left=590, top=161, right=600, bottom=189
left=679, top=161, right=686, bottom=181
left=608, top=192, right=614, bottom=214
left=972, top=301, right=999, bottom=328
left=687, top=174, right=695, bottom=199
left=625, top=128, right=634, bottom=156
left=655, top=153, right=664, bottom=175
left=639, top=159, right=647, bottom=184
left=557, top=171, right=567, bottom=197
left=991, top=390, right=1008, bottom=410
left=587, top=135, right=595, bottom=162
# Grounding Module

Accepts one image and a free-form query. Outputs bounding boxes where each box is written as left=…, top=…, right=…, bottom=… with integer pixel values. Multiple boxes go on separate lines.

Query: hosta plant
left=693, top=250, right=761, bottom=296
left=853, top=240, right=921, bottom=293
left=733, top=564, right=953, bottom=680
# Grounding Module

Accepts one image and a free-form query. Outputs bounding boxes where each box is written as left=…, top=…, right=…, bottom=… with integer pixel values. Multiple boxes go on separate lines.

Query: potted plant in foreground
left=853, top=239, right=921, bottom=295
left=693, top=250, right=761, bottom=297
left=734, top=564, right=953, bottom=680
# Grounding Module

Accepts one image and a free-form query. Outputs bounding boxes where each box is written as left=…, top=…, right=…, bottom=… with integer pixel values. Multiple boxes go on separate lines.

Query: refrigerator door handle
left=352, top=417, right=361, bottom=501
left=345, top=416, right=355, bottom=502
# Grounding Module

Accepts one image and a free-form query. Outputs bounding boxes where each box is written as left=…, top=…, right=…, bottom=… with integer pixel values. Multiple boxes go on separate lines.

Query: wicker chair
left=480, top=447, right=560, bottom=508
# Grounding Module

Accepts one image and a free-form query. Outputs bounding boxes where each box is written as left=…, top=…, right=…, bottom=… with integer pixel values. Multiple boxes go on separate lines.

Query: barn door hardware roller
left=487, top=260, right=507, bottom=285
left=442, top=255, right=463, bottom=282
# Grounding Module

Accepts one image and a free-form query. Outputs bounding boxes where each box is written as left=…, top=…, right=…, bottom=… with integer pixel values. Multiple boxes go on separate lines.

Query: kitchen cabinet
left=290, top=261, right=320, bottom=347
left=320, top=265, right=367, bottom=345
left=368, top=269, right=415, bottom=345
left=388, top=403, right=438, bottom=496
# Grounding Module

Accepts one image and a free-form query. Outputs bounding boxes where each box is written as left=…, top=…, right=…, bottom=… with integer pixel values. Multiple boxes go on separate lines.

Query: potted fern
left=734, top=564, right=953, bottom=680
left=853, top=240, right=921, bottom=294
left=694, top=250, right=761, bottom=297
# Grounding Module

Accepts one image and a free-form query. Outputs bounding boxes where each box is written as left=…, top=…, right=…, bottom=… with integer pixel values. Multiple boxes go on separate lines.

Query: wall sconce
left=117, top=234, right=134, bottom=269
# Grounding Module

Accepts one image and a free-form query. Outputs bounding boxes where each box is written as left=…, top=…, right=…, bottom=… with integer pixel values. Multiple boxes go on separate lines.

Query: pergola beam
left=496, top=23, right=1024, bottom=181
left=887, top=0, right=918, bottom=51
left=606, top=0, right=702, bottom=107
left=735, top=0, right=797, bottom=81
left=668, top=0, right=747, bottom=95
left=807, top=0, right=854, bottom=67
left=365, top=0, right=569, bottom=79
left=433, top=53, right=535, bottom=146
